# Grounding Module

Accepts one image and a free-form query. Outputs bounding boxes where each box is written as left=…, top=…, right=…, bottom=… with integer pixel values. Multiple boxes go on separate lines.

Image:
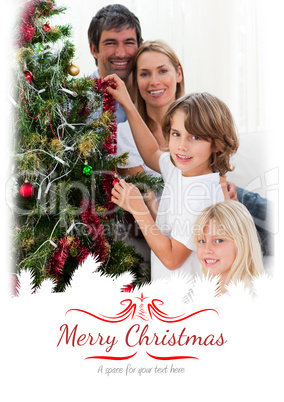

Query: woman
left=117, top=40, right=185, bottom=178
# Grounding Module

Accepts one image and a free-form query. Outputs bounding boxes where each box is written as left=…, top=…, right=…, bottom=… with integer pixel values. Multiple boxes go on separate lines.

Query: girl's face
left=168, top=110, right=214, bottom=177
left=196, top=219, right=237, bottom=282
left=136, top=51, right=182, bottom=109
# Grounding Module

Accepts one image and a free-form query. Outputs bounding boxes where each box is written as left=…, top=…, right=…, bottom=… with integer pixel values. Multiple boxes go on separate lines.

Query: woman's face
left=136, top=51, right=182, bottom=110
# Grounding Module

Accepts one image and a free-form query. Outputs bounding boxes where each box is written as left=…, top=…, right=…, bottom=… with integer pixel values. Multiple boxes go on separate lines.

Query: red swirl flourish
left=147, top=299, right=218, bottom=323
left=66, top=295, right=218, bottom=323
left=146, top=352, right=198, bottom=361
left=85, top=352, right=137, bottom=361
left=66, top=299, right=136, bottom=323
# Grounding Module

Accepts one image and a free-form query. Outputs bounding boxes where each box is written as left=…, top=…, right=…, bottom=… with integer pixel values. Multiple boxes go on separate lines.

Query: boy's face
left=168, top=110, right=215, bottom=177
left=90, top=27, right=138, bottom=82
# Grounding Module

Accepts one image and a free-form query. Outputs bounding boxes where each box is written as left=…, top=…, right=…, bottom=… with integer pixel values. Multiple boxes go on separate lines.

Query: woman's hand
left=104, top=74, right=133, bottom=109
left=111, top=179, right=148, bottom=216
left=227, top=181, right=238, bottom=201
left=105, top=74, right=162, bottom=174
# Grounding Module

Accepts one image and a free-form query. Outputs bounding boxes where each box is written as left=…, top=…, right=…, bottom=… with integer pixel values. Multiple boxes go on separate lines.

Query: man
left=88, top=4, right=142, bottom=124
left=88, top=4, right=158, bottom=220
left=88, top=4, right=155, bottom=254
left=87, top=4, right=273, bottom=257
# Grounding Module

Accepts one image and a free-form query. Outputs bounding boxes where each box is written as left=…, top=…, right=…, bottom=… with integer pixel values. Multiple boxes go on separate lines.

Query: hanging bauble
left=23, top=70, right=34, bottom=83
left=68, top=62, right=80, bottom=76
left=36, top=43, right=44, bottom=52
left=42, top=23, right=51, bottom=32
left=122, top=284, right=135, bottom=293
left=112, top=173, right=120, bottom=186
left=82, top=163, right=93, bottom=177
left=19, top=181, right=35, bottom=198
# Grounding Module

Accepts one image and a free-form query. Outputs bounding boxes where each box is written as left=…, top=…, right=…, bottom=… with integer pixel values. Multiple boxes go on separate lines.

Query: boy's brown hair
left=162, top=93, right=239, bottom=176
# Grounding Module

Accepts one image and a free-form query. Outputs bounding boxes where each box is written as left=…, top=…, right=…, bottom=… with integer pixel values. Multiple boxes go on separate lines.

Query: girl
left=106, top=76, right=239, bottom=280
left=194, top=200, right=265, bottom=293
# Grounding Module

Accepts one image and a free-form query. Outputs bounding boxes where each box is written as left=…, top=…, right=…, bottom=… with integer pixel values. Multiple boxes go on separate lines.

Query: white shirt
left=117, top=120, right=161, bottom=177
left=151, top=152, right=225, bottom=281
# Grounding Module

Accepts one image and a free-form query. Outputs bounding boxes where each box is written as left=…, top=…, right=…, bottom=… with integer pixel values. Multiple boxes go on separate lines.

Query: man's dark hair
left=88, top=4, right=143, bottom=53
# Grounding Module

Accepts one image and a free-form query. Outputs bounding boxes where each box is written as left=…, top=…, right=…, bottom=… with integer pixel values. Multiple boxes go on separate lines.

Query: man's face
left=90, top=27, right=138, bottom=81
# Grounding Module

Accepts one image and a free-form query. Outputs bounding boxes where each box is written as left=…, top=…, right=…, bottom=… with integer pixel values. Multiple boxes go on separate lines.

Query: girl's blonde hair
left=133, top=40, right=185, bottom=126
left=193, top=200, right=264, bottom=288
left=162, top=93, right=239, bottom=176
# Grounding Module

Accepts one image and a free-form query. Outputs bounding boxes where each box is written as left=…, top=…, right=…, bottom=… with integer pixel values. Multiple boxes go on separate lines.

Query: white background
left=1, top=1, right=284, bottom=400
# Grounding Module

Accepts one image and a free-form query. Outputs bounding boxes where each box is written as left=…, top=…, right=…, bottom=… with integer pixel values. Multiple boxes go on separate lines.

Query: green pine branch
left=13, top=0, right=160, bottom=291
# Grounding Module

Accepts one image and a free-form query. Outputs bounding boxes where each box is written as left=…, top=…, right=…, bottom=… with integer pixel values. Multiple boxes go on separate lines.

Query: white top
left=151, top=152, right=225, bottom=281
left=117, top=120, right=161, bottom=177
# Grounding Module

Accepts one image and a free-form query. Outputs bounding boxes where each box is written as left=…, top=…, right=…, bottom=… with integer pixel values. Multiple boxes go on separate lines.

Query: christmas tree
left=12, top=0, right=163, bottom=292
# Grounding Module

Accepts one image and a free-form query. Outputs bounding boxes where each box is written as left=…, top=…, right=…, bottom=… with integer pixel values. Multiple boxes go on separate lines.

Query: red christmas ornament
left=112, top=174, right=120, bottom=186
left=19, top=182, right=35, bottom=198
left=42, top=23, right=51, bottom=32
left=122, top=284, right=135, bottom=293
left=24, top=70, right=34, bottom=83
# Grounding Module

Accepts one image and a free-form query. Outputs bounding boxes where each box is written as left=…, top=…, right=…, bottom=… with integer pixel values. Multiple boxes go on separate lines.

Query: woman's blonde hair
left=162, top=93, right=239, bottom=176
left=132, top=40, right=185, bottom=126
left=193, top=200, right=264, bottom=288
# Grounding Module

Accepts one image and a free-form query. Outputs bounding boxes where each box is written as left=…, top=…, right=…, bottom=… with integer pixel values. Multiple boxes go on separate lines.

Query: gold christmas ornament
left=68, top=62, right=80, bottom=76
